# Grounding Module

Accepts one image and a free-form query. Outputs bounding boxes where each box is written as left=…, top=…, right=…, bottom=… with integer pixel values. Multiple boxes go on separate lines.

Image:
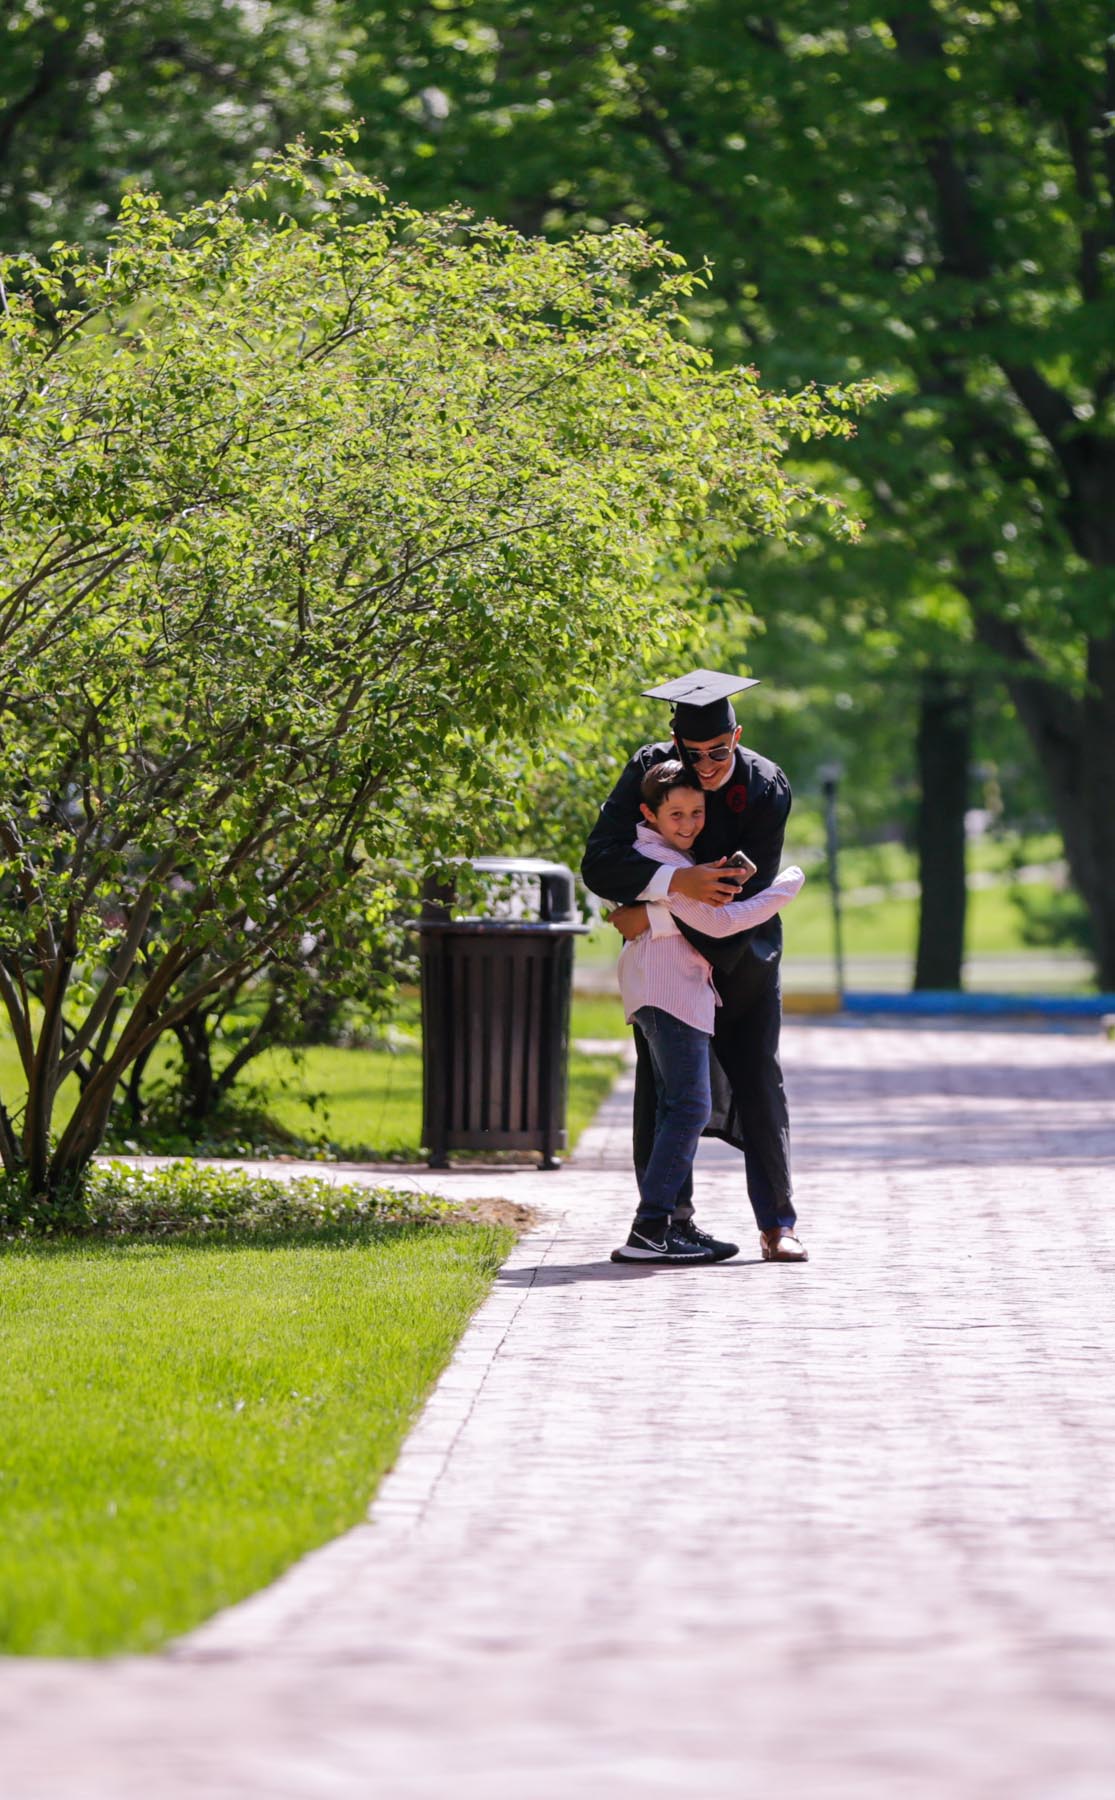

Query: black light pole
left=819, top=762, right=846, bottom=1000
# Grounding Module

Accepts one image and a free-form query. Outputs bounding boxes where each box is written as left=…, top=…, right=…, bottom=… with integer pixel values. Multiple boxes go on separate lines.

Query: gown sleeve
left=580, top=749, right=664, bottom=906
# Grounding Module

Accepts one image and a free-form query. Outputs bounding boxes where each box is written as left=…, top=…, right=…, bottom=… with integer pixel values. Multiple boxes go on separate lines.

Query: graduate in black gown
left=581, top=670, right=808, bottom=1262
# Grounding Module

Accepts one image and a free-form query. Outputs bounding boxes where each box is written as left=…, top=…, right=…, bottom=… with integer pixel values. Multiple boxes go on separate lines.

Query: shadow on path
left=498, top=1258, right=766, bottom=1287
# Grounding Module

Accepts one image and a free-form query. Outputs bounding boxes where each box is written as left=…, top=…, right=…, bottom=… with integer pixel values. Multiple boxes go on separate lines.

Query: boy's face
left=641, top=786, right=706, bottom=853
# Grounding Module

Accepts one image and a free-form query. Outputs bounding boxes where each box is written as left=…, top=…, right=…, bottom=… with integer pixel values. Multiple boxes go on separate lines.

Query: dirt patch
left=450, top=1196, right=541, bottom=1232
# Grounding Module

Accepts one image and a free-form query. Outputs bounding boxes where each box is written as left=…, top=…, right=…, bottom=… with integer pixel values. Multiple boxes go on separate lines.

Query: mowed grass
left=0, top=1028, right=622, bottom=1161
left=0, top=1222, right=513, bottom=1657
left=250, top=1032, right=621, bottom=1158
left=570, top=992, right=632, bottom=1040
left=0, top=992, right=619, bottom=1663
left=779, top=878, right=1066, bottom=959
left=576, top=878, right=1077, bottom=968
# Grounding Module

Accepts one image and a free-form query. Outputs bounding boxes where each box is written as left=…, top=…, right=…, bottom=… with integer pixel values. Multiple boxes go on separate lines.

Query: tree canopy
left=4, top=4, right=1114, bottom=983
left=0, top=0, right=347, bottom=252
left=0, top=140, right=870, bottom=1197
left=339, top=0, right=1115, bottom=982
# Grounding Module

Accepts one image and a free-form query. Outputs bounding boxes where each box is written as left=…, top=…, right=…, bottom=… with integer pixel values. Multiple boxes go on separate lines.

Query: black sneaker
left=672, top=1219, right=739, bottom=1262
left=610, top=1225, right=718, bottom=1265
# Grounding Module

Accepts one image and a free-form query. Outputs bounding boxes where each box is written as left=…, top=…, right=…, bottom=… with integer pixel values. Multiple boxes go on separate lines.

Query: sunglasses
left=681, top=744, right=735, bottom=766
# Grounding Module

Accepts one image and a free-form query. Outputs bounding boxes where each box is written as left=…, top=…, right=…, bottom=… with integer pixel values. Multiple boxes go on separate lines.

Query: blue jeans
left=631, top=1007, right=712, bottom=1228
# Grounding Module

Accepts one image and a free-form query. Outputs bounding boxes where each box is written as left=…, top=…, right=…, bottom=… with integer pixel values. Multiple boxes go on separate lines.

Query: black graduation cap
left=642, top=669, right=760, bottom=739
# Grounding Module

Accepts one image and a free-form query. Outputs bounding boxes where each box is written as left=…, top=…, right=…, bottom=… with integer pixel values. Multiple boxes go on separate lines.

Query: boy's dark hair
left=640, top=758, right=702, bottom=813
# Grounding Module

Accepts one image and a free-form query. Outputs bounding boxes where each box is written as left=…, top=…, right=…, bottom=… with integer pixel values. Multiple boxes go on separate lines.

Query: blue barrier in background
left=843, top=991, right=1115, bottom=1019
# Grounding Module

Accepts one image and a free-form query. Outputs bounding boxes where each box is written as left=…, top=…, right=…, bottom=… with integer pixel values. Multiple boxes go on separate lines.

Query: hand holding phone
left=725, top=849, right=758, bottom=879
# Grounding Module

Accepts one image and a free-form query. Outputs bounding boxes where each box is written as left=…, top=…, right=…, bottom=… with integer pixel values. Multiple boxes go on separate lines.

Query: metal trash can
left=416, top=858, right=588, bottom=1170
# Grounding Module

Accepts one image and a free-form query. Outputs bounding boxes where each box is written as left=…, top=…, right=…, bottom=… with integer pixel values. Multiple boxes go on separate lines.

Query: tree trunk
left=295, top=985, right=344, bottom=1046
left=173, top=1013, right=216, bottom=1121
left=214, top=989, right=287, bottom=1099
left=125, top=1043, right=155, bottom=1128
left=913, top=669, right=971, bottom=990
left=24, top=994, right=66, bottom=1194
left=972, top=612, right=1115, bottom=988
left=0, top=1101, right=20, bottom=1175
left=1081, top=635, right=1115, bottom=987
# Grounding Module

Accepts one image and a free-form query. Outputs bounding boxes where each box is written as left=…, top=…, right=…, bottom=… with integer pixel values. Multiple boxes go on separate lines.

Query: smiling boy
left=612, top=760, right=804, bottom=1265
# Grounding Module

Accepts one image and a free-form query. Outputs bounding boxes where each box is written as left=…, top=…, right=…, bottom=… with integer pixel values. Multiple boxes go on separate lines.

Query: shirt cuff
left=647, top=902, right=681, bottom=939
left=637, top=865, right=675, bottom=903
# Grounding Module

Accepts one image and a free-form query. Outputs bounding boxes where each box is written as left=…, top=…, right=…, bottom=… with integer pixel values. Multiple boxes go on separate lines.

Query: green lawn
left=780, top=876, right=1067, bottom=960
left=0, top=991, right=621, bottom=1664
left=576, top=882, right=1072, bottom=968
left=197, top=1035, right=621, bottom=1159
left=570, top=992, right=632, bottom=1039
left=575, top=832, right=1089, bottom=978
left=577, top=884, right=934, bottom=966
left=0, top=1222, right=513, bottom=1656
left=0, top=1016, right=622, bottom=1163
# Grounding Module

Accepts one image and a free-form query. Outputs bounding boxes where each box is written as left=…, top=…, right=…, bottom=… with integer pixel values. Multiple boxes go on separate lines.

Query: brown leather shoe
left=760, top=1229, right=809, bottom=1263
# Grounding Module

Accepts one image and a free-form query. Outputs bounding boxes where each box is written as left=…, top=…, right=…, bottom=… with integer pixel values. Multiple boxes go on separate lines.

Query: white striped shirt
left=616, top=824, right=805, bottom=1034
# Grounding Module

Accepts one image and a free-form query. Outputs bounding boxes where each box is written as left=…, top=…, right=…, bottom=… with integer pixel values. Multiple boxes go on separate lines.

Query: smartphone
left=725, top=849, right=757, bottom=880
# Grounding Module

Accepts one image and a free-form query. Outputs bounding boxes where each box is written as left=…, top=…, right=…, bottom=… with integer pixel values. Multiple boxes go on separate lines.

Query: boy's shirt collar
left=634, top=821, right=695, bottom=867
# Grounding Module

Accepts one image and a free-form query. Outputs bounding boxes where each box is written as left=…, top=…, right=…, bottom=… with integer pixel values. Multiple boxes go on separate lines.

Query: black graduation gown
left=581, top=740, right=795, bottom=1229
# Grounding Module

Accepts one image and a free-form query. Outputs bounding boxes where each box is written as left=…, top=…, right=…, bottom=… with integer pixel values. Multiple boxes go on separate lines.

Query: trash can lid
left=415, top=918, right=588, bottom=934
left=419, top=856, right=580, bottom=927
left=470, top=856, right=574, bottom=876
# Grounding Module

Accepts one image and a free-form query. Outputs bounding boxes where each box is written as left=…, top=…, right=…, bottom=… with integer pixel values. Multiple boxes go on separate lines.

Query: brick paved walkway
left=4, top=1023, right=1115, bottom=1799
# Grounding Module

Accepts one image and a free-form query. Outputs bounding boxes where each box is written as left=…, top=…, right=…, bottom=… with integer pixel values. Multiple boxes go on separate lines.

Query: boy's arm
left=665, top=866, right=805, bottom=938
left=671, top=768, right=792, bottom=971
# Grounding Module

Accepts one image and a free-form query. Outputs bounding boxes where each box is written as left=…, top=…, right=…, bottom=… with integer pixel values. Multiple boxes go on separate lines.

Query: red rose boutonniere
left=725, top=783, right=749, bottom=814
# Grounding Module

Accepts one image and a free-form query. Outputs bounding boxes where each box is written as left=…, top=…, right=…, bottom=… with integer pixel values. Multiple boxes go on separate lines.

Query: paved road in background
left=4, top=1022, right=1115, bottom=1799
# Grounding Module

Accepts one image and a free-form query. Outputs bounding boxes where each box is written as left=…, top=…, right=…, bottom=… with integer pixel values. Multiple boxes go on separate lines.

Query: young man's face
left=674, top=726, right=742, bottom=790
left=641, top=785, right=706, bottom=852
